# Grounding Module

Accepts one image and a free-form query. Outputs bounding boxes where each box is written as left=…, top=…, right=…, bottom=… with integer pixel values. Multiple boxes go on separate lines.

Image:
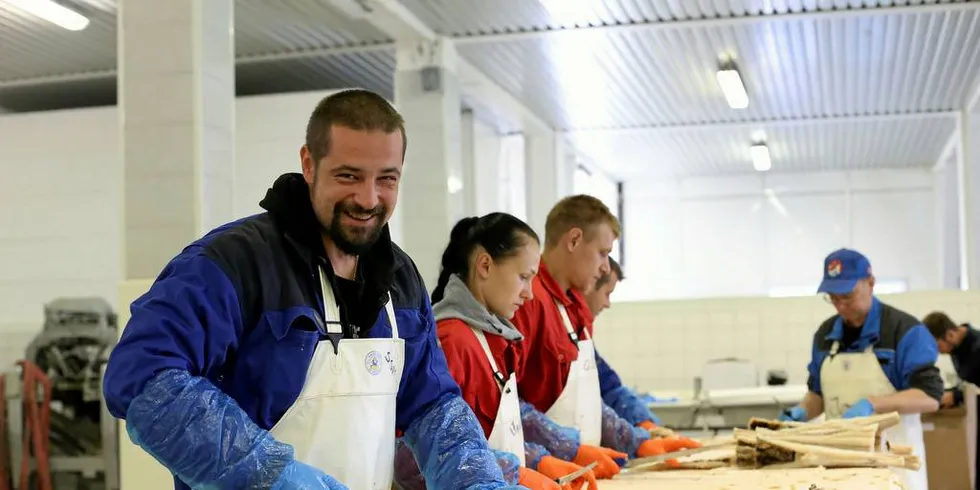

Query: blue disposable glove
left=842, top=399, right=874, bottom=419
left=779, top=406, right=808, bottom=422
left=271, top=460, right=347, bottom=490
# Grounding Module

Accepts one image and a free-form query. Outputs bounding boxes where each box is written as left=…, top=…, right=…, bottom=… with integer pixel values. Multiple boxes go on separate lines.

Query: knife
left=555, top=461, right=598, bottom=485
left=624, top=440, right=734, bottom=471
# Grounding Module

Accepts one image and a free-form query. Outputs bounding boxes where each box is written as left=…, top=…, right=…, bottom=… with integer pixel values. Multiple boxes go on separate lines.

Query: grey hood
left=432, top=274, right=524, bottom=341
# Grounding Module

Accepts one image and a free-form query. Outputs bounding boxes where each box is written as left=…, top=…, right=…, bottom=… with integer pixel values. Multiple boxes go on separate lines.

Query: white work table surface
left=602, top=467, right=904, bottom=489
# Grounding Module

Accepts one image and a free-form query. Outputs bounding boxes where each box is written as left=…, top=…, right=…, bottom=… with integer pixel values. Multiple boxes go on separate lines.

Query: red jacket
left=437, top=317, right=524, bottom=437
left=511, top=260, right=595, bottom=413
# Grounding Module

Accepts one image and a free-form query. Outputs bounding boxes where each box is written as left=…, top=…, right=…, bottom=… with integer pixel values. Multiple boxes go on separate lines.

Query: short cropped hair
left=544, top=195, right=621, bottom=248
left=305, top=89, right=406, bottom=162
left=596, top=257, right=623, bottom=289
left=923, top=311, right=958, bottom=339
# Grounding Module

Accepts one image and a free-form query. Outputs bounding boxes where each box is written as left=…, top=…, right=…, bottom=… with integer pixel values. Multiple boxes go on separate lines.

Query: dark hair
left=431, top=213, right=540, bottom=304
left=596, top=256, right=624, bottom=289
left=923, top=311, right=958, bottom=339
left=305, top=89, right=407, bottom=162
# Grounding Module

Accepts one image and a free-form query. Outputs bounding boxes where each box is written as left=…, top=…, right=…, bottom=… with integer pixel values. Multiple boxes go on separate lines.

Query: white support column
left=116, top=1, right=236, bottom=486
left=393, top=38, right=464, bottom=291
left=934, top=146, right=961, bottom=289
left=963, top=107, right=980, bottom=290
left=460, top=109, right=478, bottom=217
left=119, top=0, right=236, bottom=280
left=525, top=131, right=574, bottom=239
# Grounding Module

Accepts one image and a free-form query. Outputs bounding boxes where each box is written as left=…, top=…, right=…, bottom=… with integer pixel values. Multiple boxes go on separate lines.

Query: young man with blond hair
left=510, top=195, right=699, bottom=478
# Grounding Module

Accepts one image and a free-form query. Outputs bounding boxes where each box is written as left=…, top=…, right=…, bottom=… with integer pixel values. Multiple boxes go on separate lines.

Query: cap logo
left=827, top=259, right=842, bottom=278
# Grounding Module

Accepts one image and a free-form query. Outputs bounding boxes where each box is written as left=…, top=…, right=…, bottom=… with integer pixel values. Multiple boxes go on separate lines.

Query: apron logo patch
left=509, top=419, right=521, bottom=436
left=365, top=350, right=383, bottom=376
left=384, top=352, right=396, bottom=374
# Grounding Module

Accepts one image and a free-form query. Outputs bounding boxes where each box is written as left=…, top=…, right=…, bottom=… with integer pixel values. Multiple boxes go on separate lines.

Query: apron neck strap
left=555, top=301, right=585, bottom=349
left=470, top=328, right=507, bottom=390
left=318, top=266, right=399, bottom=349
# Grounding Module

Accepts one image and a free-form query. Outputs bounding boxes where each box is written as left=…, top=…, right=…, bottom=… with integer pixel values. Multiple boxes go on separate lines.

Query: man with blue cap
left=780, top=248, right=942, bottom=490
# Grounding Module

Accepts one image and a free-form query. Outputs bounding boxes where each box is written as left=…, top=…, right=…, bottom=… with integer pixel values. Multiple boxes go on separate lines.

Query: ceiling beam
left=337, top=0, right=551, bottom=133
left=453, top=2, right=980, bottom=45
left=564, top=111, right=959, bottom=137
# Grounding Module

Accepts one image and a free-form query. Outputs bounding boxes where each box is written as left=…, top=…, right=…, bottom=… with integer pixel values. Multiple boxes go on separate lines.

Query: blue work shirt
left=806, top=298, right=943, bottom=402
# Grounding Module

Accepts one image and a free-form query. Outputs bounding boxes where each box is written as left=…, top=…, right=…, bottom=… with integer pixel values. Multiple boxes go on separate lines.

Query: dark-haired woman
left=396, top=213, right=608, bottom=489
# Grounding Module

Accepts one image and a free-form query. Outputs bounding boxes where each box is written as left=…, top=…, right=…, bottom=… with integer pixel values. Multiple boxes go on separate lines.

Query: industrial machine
left=3, top=297, right=119, bottom=490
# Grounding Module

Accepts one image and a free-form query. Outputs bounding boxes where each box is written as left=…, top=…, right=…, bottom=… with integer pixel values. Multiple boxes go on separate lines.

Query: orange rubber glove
left=535, top=456, right=597, bottom=490
left=637, top=436, right=704, bottom=469
left=637, top=420, right=657, bottom=431
left=517, top=467, right=562, bottom=490
left=573, top=444, right=627, bottom=479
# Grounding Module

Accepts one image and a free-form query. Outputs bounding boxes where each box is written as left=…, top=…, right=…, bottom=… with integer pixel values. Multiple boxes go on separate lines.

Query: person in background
left=394, top=213, right=598, bottom=490
left=102, top=90, right=518, bottom=490
left=510, top=195, right=701, bottom=477
left=780, top=248, right=942, bottom=490
left=923, top=311, right=980, bottom=407
left=584, top=257, right=668, bottom=433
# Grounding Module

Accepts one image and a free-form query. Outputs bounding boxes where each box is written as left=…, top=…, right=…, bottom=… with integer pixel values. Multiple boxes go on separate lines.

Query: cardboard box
left=922, top=384, right=978, bottom=490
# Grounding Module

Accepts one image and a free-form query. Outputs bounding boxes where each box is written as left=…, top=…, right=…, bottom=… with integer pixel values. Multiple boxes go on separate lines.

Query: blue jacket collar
left=826, top=297, right=882, bottom=345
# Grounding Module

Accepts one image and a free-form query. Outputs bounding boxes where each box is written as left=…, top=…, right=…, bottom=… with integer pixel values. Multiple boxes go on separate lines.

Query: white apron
left=820, top=341, right=928, bottom=490
left=545, top=301, right=603, bottom=446
left=470, top=328, right=527, bottom=466
left=269, top=266, right=405, bottom=489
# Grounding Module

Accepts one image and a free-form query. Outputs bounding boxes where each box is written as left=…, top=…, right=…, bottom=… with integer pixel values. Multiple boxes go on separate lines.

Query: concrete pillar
left=963, top=106, right=980, bottom=290
left=116, top=1, right=236, bottom=486
left=393, top=37, right=463, bottom=292
left=525, top=131, right=574, bottom=239
left=118, top=0, right=236, bottom=280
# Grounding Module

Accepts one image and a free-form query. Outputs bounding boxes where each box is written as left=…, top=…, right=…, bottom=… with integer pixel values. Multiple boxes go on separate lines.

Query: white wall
left=615, top=169, right=939, bottom=302
left=0, top=90, right=384, bottom=367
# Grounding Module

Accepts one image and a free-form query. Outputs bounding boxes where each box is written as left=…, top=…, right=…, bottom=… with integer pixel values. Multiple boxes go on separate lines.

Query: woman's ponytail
left=431, top=217, right=480, bottom=304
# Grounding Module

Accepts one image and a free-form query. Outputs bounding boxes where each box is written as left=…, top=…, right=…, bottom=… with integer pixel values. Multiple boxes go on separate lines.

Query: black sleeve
left=909, top=365, right=944, bottom=403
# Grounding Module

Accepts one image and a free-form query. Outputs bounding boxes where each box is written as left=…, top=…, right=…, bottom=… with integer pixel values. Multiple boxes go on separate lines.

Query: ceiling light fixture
left=716, top=60, right=749, bottom=109
left=6, top=0, right=90, bottom=31
left=750, top=144, right=771, bottom=172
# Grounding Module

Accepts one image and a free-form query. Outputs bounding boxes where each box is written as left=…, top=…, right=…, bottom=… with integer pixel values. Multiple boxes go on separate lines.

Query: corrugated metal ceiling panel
left=571, top=115, right=957, bottom=178
left=398, top=0, right=973, bottom=36
left=458, top=8, right=980, bottom=130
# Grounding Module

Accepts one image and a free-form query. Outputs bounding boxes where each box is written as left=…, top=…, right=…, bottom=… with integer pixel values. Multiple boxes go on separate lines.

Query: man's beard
left=324, top=200, right=387, bottom=256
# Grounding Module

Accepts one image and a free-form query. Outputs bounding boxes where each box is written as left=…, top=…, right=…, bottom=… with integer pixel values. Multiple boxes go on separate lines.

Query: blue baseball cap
left=817, top=248, right=872, bottom=294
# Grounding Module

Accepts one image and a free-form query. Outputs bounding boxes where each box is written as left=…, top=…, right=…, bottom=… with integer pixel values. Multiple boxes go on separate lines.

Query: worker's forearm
left=800, top=391, right=824, bottom=419
left=869, top=389, right=940, bottom=415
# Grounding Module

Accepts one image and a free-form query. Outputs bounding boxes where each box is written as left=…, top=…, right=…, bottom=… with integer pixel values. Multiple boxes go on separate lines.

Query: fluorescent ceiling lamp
left=6, top=0, right=90, bottom=31
left=750, top=144, right=771, bottom=172
left=716, top=69, right=749, bottom=109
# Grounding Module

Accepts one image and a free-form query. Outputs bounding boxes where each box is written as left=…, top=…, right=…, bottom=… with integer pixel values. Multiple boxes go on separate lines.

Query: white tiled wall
left=614, top=168, right=941, bottom=302
left=593, top=289, right=980, bottom=395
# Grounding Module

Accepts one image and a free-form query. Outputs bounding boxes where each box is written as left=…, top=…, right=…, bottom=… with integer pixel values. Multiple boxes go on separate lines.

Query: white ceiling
left=0, top=0, right=978, bottom=178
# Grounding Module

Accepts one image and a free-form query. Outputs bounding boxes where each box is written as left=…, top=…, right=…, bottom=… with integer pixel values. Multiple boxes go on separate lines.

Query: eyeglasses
left=822, top=292, right=858, bottom=305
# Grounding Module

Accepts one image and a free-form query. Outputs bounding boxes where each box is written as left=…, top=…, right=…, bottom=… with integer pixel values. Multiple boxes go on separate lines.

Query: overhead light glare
left=716, top=68, right=749, bottom=109
left=7, top=0, right=90, bottom=31
left=751, top=144, right=771, bottom=172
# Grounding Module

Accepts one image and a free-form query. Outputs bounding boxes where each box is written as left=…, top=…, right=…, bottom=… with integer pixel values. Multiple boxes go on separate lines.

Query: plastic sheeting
left=519, top=400, right=580, bottom=462
left=599, top=404, right=649, bottom=459
left=124, top=369, right=309, bottom=489
left=393, top=440, right=523, bottom=488
left=603, top=385, right=661, bottom=426
left=402, top=393, right=523, bottom=489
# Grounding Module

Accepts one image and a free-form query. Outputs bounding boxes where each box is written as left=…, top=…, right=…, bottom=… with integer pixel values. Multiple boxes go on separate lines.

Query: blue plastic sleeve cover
left=403, top=392, right=524, bottom=490
left=600, top=404, right=650, bottom=459
left=519, top=399, right=580, bottom=462
left=125, top=369, right=345, bottom=489
left=523, top=442, right=551, bottom=471
left=393, top=440, right=524, bottom=488
left=493, top=450, right=522, bottom=485
left=603, top=385, right=661, bottom=426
